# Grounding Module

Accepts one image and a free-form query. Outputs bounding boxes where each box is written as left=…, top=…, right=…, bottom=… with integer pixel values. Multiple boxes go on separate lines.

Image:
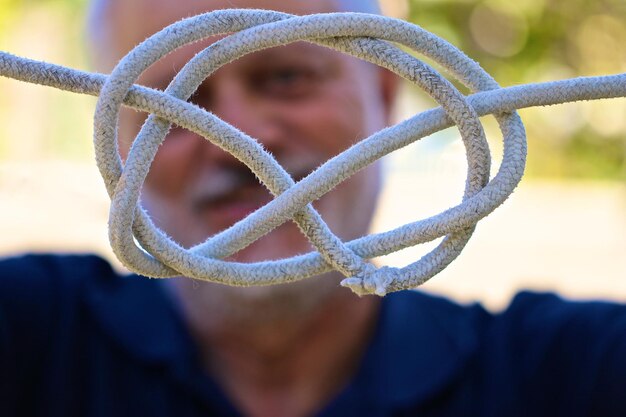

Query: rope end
left=340, top=266, right=399, bottom=297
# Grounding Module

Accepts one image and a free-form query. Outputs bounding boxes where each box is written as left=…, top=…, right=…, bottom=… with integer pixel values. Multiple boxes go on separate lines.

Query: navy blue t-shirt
left=1, top=254, right=625, bottom=416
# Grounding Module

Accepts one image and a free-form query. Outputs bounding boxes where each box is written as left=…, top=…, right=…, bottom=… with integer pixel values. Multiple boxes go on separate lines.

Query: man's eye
left=253, top=67, right=316, bottom=98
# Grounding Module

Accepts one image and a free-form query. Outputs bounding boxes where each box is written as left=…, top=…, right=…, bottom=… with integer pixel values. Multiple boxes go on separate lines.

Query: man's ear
left=378, top=67, right=400, bottom=125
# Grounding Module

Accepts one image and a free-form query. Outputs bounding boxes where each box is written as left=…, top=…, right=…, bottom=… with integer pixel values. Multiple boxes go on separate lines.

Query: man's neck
left=168, top=280, right=381, bottom=417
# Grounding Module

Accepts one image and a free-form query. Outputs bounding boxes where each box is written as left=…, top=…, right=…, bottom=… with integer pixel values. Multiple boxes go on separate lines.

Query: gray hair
left=336, top=0, right=381, bottom=14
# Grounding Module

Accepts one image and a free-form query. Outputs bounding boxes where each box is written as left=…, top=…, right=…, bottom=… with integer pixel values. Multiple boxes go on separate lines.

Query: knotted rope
left=1, top=10, right=624, bottom=296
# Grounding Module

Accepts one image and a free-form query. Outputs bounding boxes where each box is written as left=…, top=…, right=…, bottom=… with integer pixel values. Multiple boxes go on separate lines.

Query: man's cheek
left=145, top=140, right=196, bottom=196
left=116, top=109, right=144, bottom=160
left=307, top=112, right=364, bottom=155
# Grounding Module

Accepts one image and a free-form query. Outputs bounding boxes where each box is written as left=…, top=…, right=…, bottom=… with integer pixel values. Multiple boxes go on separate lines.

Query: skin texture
left=89, top=1, right=398, bottom=416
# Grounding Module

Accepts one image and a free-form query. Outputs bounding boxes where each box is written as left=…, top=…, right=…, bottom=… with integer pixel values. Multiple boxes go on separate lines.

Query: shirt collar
left=346, top=290, right=481, bottom=410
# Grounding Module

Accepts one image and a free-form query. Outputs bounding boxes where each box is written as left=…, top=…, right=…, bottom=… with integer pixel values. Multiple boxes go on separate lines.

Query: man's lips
left=189, top=164, right=316, bottom=227
left=196, top=191, right=271, bottom=226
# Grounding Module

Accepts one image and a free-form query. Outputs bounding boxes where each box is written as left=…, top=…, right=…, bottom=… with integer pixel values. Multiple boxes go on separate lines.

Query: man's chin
left=159, top=214, right=348, bottom=322
left=191, top=272, right=344, bottom=325
left=222, top=223, right=313, bottom=262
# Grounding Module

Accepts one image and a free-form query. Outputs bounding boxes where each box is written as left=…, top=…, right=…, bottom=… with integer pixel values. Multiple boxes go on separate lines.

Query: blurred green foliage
left=0, top=0, right=84, bottom=28
left=0, top=0, right=92, bottom=160
left=407, top=0, right=626, bottom=180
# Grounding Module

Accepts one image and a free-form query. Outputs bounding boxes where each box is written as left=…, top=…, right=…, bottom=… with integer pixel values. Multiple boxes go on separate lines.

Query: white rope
left=1, top=10, right=624, bottom=296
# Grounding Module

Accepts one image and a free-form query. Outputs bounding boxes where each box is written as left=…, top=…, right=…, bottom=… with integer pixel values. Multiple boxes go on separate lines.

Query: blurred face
left=93, top=0, right=395, bottom=313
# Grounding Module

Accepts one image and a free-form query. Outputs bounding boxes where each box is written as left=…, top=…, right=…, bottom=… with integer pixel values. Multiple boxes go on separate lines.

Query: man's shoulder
left=0, top=253, right=117, bottom=299
left=382, top=289, right=626, bottom=375
left=491, top=290, right=626, bottom=343
left=494, top=292, right=626, bottom=414
left=0, top=253, right=120, bottom=341
left=0, top=252, right=115, bottom=279
left=375, top=290, right=626, bottom=415
left=389, top=289, right=626, bottom=335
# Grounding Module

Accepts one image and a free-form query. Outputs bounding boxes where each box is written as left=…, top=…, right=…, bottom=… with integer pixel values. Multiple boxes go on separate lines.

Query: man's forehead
left=337, top=0, right=381, bottom=14
left=96, top=0, right=379, bottom=29
left=89, top=0, right=380, bottom=70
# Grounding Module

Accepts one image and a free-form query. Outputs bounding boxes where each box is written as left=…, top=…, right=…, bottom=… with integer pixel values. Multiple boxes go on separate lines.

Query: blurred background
left=0, top=0, right=624, bottom=310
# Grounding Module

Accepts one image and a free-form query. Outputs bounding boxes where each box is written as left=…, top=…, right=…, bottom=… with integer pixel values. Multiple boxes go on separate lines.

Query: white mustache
left=190, top=160, right=317, bottom=209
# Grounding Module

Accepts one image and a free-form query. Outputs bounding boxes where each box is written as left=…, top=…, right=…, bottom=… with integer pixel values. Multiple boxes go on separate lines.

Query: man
left=1, top=0, right=625, bottom=416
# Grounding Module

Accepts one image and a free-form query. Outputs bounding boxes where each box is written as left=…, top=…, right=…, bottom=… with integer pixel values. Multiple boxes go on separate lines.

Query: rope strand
left=1, top=10, right=624, bottom=295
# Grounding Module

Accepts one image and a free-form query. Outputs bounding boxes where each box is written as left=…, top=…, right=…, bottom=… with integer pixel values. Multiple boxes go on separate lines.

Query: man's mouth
left=190, top=164, right=314, bottom=228
left=193, top=184, right=271, bottom=226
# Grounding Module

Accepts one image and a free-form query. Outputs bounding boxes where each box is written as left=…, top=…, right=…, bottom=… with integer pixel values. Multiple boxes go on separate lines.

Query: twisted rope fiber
left=1, top=11, right=625, bottom=296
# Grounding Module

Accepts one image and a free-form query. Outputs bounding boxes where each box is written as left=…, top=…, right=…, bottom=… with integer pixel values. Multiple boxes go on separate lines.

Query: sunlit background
left=1, top=0, right=624, bottom=310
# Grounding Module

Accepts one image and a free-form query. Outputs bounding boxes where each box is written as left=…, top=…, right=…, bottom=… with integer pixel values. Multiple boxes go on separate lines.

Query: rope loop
left=1, top=10, right=625, bottom=295
left=93, top=9, right=514, bottom=295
